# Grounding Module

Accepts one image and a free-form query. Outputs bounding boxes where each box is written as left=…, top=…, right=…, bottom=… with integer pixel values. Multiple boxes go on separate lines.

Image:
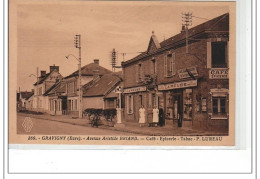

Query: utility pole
left=29, top=67, right=39, bottom=113
left=74, top=34, right=82, bottom=119
left=111, top=48, right=117, bottom=72
left=36, top=67, right=39, bottom=113
left=182, top=12, right=192, bottom=53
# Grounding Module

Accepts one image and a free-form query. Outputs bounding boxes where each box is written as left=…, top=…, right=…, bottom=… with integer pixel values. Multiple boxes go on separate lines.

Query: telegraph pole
left=111, top=48, right=117, bottom=72
left=182, top=12, right=192, bottom=53
left=74, top=34, right=82, bottom=118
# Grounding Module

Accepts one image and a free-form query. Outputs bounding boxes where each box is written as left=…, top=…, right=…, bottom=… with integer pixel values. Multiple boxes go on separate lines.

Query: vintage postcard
left=9, top=0, right=236, bottom=146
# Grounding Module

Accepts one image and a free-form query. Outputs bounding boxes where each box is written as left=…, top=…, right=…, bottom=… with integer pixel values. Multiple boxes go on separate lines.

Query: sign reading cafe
left=209, top=69, right=229, bottom=79
left=158, top=80, right=197, bottom=91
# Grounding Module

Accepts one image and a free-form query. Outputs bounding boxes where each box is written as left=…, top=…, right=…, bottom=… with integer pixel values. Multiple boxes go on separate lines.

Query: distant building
left=17, top=90, right=34, bottom=111
left=82, top=72, right=122, bottom=110
left=121, top=13, right=229, bottom=130
left=46, top=59, right=112, bottom=116
left=32, top=65, right=63, bottom=112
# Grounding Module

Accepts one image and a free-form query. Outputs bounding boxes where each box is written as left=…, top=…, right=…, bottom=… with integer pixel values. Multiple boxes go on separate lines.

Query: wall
left=123, top=40, right=207, bottom=89
left=82, top=97, right=104, bottom=110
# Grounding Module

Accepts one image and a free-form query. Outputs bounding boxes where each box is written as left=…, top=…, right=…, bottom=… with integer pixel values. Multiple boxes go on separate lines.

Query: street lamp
left=65, top=34, right=82, bottom=118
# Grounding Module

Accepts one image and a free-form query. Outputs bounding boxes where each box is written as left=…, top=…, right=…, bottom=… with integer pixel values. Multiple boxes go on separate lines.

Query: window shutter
left=136, top=64, right=139, bottom=82
left=164, top=55, right=167, bottom=77
left=207, top=42, right=212, bottom=68
left=172, top=53, right=176, bottom=75
left=141, top=64, right=144, bottom=81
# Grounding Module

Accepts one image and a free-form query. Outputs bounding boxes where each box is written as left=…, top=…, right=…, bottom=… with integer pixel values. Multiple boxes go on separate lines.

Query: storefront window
left=183, top=89, right=192, bottom=120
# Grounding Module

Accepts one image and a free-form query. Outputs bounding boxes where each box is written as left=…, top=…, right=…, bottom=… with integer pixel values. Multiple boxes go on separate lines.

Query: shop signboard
left=178, top=66, right=198, bottom=79
left=123, top=86, right=147, bottom=93
left=209, top=68, right=229, bottom=79
left=158, top=80, right=197, bottom=91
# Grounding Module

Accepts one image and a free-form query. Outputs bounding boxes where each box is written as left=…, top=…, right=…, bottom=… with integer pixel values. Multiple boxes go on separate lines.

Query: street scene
left=15, top=2, right=232, bottom=137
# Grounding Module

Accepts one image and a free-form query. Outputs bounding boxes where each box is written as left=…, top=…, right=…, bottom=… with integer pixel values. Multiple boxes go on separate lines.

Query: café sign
left=158, top=80, right=197, bottom=91
left=124, top=86, right=147, bottom=93
left=209, top=69, right=229, bottom=79
left=178, top=66, right=198, bottom=79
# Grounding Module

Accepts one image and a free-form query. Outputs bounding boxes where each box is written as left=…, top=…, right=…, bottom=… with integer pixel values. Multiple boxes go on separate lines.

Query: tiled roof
left=44, top=80, right=66, bottom=96
left=83, top=73, right=121, bottom=97
left=104, top=81, right=122, bottom=99
left=20, top=91, right=34, bottom=100
left=65, top=63, right=112, bottom=79
left=122, top=13, right=229, bottom=66
left=33, top=73, right=51, bottom=86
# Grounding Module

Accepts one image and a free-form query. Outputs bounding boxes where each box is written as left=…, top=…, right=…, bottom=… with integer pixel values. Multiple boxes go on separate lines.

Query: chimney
left=50, top=64, right=59, bottom=72
left=40, top=70, right=46, bottom=77
left=94, top=59, right=99, bottom=65
left=93, top=70, right=99, bottom=79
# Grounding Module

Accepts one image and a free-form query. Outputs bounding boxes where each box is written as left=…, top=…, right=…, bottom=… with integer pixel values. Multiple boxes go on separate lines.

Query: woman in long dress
left=139, top=105, right=146, bottom=124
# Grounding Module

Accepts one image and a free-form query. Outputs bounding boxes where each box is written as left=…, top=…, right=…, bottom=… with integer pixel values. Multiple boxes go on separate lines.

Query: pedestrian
left=139, top=105, right=146, bottom=127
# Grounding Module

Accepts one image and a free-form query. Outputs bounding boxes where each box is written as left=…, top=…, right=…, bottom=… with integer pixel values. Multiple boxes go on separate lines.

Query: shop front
left=158, top=80, right=197, bottom=128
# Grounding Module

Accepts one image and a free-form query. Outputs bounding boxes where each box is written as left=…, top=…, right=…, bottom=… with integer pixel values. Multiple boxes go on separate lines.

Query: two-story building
left=122, top=13, right=230, bottom=131
left=63, top=59, right=112, bottom=115
left=32, top=65, right=63, bottom=112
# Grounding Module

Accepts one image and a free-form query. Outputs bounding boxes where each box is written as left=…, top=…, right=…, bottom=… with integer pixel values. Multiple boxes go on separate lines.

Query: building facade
left=121, top=13, right=229, bottom=131
left=51, top=59, right=112, bottom=116
left=82, top=72, right=122, bottom=110
left=32, top=65, right=63, bottom=113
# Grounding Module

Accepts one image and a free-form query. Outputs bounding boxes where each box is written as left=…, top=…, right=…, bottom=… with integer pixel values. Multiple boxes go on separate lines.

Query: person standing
left=139, top=105, right=146, bottom=126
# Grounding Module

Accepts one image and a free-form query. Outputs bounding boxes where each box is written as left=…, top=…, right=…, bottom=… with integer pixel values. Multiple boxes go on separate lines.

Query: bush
left=103, top=109, right=117, bottom=122
left=83, top=108, right=103, bottom=119
left=83, top=108, right=117, bottom=122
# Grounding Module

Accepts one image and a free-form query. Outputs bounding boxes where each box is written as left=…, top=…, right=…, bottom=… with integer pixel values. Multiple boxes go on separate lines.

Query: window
left=38, top=87, right=42, bottom=95
left=207, top=41, right=228, bottom=68
left=67, top=82, right=75, bottom=94
left=151, top=59, right=156, bottom=74
left=212, top=97, right=227, bottom=118
left=136, top=63, right=143, bottom=82
left=74, top=99, right=78, bottom=110
left=106, top=98, right=115, bottom=109
left=164, top=53, right=176, bottom=77
left=127, top=95, right=134, bottom=114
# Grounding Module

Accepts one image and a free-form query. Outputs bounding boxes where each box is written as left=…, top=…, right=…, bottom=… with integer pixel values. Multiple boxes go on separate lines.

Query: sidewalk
left=18, top=112, right=228, bottom=136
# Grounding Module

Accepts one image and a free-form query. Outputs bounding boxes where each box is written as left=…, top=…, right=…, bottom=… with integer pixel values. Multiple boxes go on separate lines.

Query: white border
left=3, top=0, right=256, bottom=178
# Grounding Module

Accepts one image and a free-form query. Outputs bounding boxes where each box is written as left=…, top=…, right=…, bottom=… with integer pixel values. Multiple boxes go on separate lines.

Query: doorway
left=172, top=94, right=183, bottom=127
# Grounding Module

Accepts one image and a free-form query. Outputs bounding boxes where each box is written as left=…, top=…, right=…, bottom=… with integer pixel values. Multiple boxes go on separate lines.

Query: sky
left=16, top=1, right=230, bottom=91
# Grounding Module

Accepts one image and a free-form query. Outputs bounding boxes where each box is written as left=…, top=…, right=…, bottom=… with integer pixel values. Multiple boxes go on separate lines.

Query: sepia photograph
left=9, top=0, right=236, bottom=145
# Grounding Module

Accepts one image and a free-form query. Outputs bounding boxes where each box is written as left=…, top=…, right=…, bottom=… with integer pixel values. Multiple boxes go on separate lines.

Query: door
left=173, top=94, right=183, bottom=127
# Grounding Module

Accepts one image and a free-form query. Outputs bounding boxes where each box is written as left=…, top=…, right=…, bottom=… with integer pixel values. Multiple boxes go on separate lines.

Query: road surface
left=17, top=114, right=138, bottom=135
